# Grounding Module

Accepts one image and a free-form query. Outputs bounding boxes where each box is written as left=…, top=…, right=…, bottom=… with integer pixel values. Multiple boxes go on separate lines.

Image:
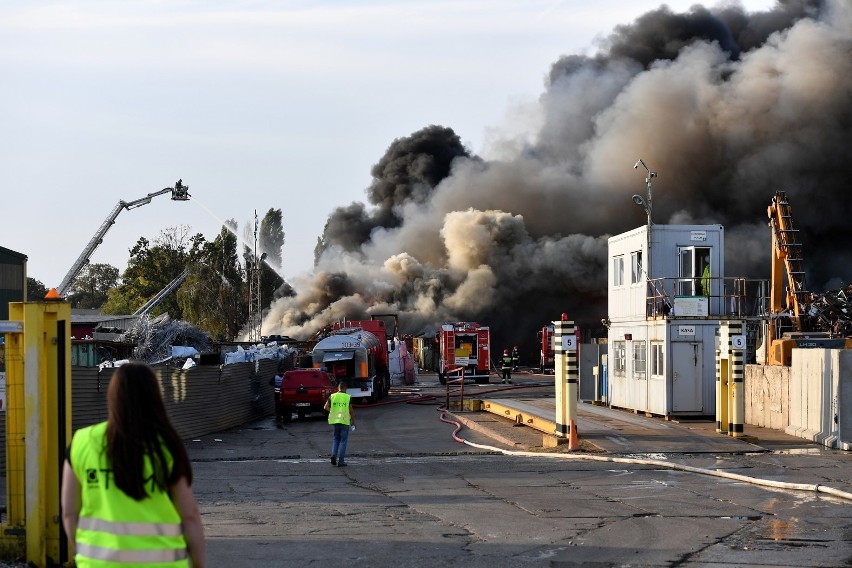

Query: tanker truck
left=311, top=319, right=391, bottom=403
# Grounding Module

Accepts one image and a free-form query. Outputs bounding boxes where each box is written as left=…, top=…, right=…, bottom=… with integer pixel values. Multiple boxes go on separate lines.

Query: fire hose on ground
left=358, top=381, right=852, bottom=502
left=434, top=398, right=852, bottom=503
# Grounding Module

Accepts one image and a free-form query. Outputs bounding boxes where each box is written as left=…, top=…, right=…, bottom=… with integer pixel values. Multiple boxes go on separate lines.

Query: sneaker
left=337, top=462, right=347, bottom=467
left=331, top=457, right=337, bottom=466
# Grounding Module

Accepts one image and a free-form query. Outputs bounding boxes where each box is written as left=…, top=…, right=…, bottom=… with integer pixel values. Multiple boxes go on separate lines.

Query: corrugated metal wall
left=0, top=359, right=277, bottom=476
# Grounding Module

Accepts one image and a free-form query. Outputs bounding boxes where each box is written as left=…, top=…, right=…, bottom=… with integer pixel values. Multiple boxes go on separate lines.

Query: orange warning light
left=44, top=288, right=62, bottom=300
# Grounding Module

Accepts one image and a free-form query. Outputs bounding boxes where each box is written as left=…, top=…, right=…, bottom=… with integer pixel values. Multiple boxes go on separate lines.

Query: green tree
left=102, top=226, right=205, bottom=317
left=259, top=208, right=285, bottom=306
left=314, top=221, right=329, bottom=265
left=26, top=277, right=49, bottom=300
left=67, top=263, right=119, bottom=309
left=178, top=221, right=246, bottom=340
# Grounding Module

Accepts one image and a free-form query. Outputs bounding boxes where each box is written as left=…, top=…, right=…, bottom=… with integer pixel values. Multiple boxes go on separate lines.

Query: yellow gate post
left=715, top=336, right=728, bottom=434
left=3, top=296, right=72, bottom=567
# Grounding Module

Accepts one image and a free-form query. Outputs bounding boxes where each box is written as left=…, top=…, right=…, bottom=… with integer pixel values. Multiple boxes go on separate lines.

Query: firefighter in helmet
left=501, top=349, right=513, bottom=384
left=512, top=345, right=520, bottom=370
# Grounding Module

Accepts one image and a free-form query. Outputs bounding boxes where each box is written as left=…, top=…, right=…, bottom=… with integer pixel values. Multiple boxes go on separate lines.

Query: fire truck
left=311, top=318, right=392, bottom=402
left=437, top=322, right=491, bottom=384
left=537, top=324, right=555, bottom=374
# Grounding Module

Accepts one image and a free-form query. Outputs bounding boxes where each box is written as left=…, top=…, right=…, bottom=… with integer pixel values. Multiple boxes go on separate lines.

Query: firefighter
left=512, top=345, right=520, bottom=370
left=501, top=349, right=513, bottom=384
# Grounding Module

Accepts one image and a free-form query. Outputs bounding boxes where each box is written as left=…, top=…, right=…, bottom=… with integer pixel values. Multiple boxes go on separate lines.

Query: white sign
left=673, top=296, right=709, bottom=317
left=561, top=335, right=576, bottom=351
left=678, top=325, right=696, bottom=336
left=0, top=321, right=23, bottom=333
left=690, top=231, right=707, bottom=242
left=731, top=335, right=746, bottom=350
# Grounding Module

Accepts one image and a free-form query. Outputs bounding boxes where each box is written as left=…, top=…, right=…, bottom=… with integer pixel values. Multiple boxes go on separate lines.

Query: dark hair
left=106, top=362, right=192, bottom=500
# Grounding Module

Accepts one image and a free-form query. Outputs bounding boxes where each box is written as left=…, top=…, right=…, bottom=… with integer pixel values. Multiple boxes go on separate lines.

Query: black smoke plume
left=265, top=0, right=852, bottom=360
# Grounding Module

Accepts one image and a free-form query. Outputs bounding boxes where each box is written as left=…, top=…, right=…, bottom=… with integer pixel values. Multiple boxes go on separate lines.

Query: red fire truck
left=437, top=322, right=491, bottom=384
left=537, top=323, right=555, bottom=374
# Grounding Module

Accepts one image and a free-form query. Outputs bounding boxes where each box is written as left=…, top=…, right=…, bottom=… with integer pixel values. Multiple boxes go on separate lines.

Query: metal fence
left=0, top=359, right=277, bottom=476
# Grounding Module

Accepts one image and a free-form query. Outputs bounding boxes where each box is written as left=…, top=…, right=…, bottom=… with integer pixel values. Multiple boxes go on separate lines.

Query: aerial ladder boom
left=56, top=180, right=190, bottom=296
left=133, top=267, right=190, bottom=316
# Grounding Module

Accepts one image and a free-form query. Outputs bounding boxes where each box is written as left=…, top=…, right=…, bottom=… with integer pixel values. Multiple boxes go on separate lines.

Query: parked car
left=277, top=369, right=336, bottom=422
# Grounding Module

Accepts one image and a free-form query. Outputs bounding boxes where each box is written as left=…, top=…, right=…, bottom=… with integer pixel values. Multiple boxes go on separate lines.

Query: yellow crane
left=765, top=191, right=852, bottom=365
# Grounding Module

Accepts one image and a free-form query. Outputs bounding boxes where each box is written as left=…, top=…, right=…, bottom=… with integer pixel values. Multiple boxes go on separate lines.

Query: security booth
left=605, top=223, right=765, bottom=417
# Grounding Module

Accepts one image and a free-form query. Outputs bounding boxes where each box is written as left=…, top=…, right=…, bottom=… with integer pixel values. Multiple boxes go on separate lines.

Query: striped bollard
left=725, top=320, right=746, bottom=438
left=554, top=314, right=579, bottom=449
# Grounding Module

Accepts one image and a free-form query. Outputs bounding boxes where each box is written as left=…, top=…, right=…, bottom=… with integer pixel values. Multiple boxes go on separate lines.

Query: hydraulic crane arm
left=767, top=191, right=808, bottom=334
left=56, top=180, right=190, bottom=296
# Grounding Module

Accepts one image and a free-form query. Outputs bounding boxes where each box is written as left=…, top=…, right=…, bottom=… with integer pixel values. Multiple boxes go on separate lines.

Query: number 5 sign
left=731, top=335, right=746, bottom=350
left=561, top=335, right=576, bottom=351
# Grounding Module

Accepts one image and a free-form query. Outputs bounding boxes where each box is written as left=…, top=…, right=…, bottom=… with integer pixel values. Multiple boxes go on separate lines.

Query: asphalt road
left=188, top=374, right=852, bottom=568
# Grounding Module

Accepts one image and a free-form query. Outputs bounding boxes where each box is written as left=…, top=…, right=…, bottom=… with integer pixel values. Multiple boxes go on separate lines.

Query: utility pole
left=247, top=210, right=262, bottom=343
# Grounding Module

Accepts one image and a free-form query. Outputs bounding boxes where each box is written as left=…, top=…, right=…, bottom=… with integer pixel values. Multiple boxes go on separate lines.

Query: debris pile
left=807, top=285, right=852, bottom=337
left=118, top=314, right=211, bottom=365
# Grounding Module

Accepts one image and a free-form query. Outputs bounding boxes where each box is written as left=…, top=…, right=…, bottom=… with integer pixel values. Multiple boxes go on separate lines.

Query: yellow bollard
left=716, top=343, right=728, bottom=434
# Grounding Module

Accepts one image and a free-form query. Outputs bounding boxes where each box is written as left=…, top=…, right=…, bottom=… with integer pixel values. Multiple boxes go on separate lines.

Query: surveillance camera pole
left=633, top=159, right=656, bottom=228
left=634, top=159, right=657, bottom=314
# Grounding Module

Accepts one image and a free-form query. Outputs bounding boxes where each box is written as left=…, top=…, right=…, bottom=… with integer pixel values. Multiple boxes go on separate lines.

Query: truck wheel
left=281, top=409, right=292, bottom=423
left=369, top=380, right=380, bottom=404
left=474, top=377, right=489, bottom=385
left=438, top=372, right=446, bottom=385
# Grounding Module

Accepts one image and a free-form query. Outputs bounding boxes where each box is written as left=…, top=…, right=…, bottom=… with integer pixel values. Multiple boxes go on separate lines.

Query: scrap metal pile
left=805, top=284, right=852, bottom=337
left=118, top=313, right=211, bottom=364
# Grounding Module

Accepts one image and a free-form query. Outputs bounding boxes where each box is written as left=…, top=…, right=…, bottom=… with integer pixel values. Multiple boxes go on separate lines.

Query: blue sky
left=1, top=0, right=777, bottom=290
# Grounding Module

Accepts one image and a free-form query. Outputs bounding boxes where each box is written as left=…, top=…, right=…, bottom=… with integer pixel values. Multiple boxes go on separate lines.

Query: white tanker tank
left=311, top=324, right=390, bottom=402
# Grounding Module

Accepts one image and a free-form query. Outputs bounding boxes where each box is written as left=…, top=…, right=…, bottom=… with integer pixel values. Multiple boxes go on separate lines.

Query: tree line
left=28, top=208, right=287, bottom=341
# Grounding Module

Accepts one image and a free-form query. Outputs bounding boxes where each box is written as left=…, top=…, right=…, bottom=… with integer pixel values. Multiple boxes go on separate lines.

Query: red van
left=277, top=369, right=336, bottom=422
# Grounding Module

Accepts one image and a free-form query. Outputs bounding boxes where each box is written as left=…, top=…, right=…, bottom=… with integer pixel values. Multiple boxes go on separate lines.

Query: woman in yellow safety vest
left=61, top=362, right=206, bottom=567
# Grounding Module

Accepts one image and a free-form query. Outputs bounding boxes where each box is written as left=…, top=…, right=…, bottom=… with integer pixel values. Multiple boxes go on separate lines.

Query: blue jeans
left=331, top=423, right=350, bottom=464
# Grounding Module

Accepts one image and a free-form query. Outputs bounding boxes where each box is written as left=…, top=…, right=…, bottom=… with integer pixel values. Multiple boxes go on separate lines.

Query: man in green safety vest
left=324, top=381, right=355, bottom=467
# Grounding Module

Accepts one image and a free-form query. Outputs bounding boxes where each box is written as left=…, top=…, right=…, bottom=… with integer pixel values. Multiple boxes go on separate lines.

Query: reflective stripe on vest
left=327, top=392, right=351, bottom=425
left=79, top=516, right=184, bottom=537
left=77, top=542, right=188, bottom=563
